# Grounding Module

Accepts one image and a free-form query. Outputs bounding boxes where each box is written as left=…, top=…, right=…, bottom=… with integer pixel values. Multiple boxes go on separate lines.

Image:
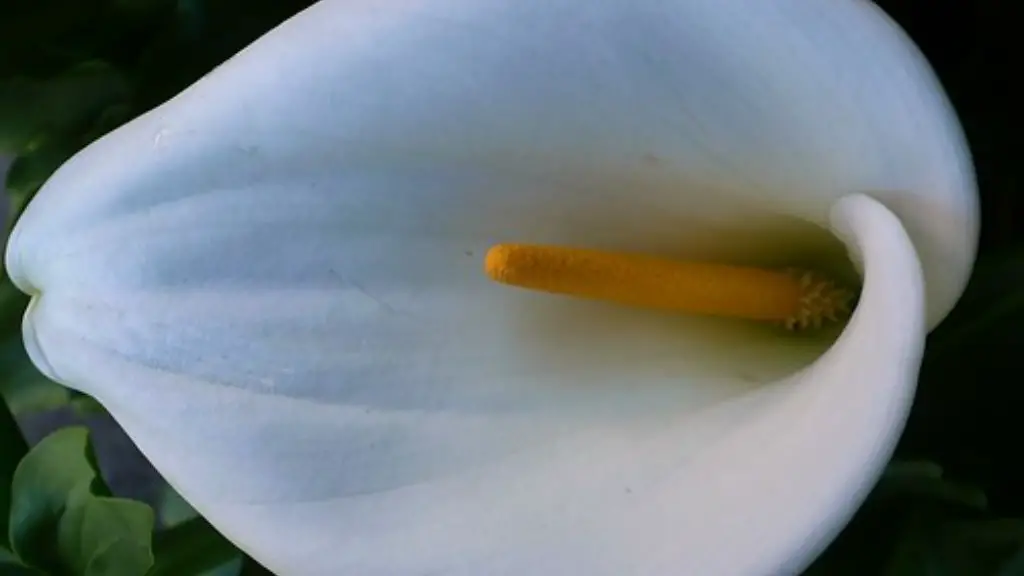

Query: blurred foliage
left=0, top=400, right=240, bottom=575
left=0, top=0, right=1020, bottom=574
left=8, top=427, right=154, bottom=574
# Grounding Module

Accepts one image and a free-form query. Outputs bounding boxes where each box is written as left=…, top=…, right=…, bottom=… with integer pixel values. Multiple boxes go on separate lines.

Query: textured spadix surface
left=5, top=0, right=977, bottom=574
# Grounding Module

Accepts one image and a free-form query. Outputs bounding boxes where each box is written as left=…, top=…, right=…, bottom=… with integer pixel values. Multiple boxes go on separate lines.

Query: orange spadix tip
left=484, top=243, right=855, bottom=330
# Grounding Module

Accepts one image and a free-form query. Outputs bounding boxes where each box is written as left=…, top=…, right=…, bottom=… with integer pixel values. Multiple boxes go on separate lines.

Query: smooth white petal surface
left=12, top=194, right=926, bottom=576
left=5, top=0, right=974, bottom=574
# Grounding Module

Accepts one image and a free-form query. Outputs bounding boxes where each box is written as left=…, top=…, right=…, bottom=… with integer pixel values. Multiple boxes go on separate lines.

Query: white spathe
left=4, top=0, right=977, bottom=574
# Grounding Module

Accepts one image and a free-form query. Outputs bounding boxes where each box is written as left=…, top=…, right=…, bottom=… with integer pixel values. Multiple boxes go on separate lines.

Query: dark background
left=875, top=0, right=1021, bottom=511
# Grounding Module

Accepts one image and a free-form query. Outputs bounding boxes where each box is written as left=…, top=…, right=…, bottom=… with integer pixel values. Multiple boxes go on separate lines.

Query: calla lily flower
left=4, top=0, right=977, bottom=574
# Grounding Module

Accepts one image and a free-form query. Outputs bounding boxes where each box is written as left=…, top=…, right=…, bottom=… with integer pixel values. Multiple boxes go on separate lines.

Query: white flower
left=4, top=0, right=977, bottom=574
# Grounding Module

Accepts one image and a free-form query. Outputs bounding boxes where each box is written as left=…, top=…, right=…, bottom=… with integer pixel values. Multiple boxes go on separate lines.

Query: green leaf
left=0, top=546, right=22, bottom=563
left=156, top=485, right=198, bottom=528
left=2, top=63, right=134, bottom=234
left=152, top=486, right=245, bottom=575
left=0, top=547, right=46, bottom=576
left=80, top=103, right=134, bottom=145
left=0, top=326, right=72, bottom=416
left=0, top=278, right=70, bottom=416
left=874, top=460, right=988, bottom=511
left=0, top=276, right=29, bottom=331
left=0, top=79, right=39, bottom=154
left=0, top=561, right=43, bottom=575
left=9, top=426, right=108, bottom=571
left=58, top=495, right=154, bottom=576
left=70, top=392, right=108, bottom=418
left=86, top=538, right=154, bottom=576
left=149, top=516, right=241, bottom=576
left=4, top=135, right=81, bottom=230
left=199, top=557, right=244, bottom=576
left=0, top=61, right=131, bottom=155
left=0, top=395, right=29, bottom=547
